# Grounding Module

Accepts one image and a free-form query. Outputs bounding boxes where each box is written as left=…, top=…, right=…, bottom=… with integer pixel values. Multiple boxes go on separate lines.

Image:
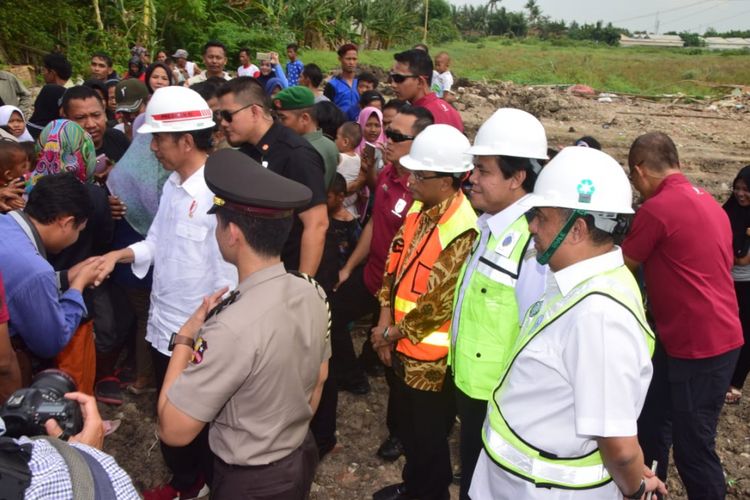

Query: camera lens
left=30, top=369, right=78, bottom=398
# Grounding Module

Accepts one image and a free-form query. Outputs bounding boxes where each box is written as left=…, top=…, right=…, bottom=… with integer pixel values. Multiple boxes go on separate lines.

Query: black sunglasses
left=219, top=103, right=254, bottom=123
left=388, top=72, right=420, bottom=84
left=385, top=129, right=415, bottom=143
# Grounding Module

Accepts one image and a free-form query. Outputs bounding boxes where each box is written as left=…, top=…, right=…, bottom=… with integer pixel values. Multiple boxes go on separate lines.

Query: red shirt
left=363, top=164, right=413, bottom=295
left=622, top=173, right=743, bottom=359
left=413, top=93, right=464, bottom=133
left=0, top=273, right=8, bottom=323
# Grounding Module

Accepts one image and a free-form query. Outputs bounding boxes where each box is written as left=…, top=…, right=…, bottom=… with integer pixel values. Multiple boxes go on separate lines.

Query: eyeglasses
left=388, top=72, right=420, bottom=84
left=219, top=103, right=254, bottom=123
left=385, top=129, right=415, bottom=143
left=411, top=171, right=448, bottom=182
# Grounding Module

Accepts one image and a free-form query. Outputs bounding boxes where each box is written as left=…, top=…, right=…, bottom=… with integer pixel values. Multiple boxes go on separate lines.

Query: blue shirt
left=286, top=59, right=304, bottom=86
left=0, top=213, right=87, bottom=358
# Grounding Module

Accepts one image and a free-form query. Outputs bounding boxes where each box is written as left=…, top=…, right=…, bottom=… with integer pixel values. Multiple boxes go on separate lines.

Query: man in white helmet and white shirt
left=469, top=147, right=667, bottom=500
left=95, top=85, right=237, bottom=500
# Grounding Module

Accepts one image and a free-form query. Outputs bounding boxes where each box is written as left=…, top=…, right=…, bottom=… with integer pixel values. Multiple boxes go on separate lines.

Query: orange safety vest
left=387, top=192, right=478, bottom=361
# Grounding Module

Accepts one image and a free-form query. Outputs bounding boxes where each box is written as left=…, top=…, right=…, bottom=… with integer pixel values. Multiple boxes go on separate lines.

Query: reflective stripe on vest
left=389, top=192, right=478, bottom=361
left=483, top=265, right=656, bottom=489
left=450, top=214, right=532, bottom=399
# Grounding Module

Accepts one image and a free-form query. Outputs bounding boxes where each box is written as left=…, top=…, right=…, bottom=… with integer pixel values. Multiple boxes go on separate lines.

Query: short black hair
left=396, top=105, right=434, bottom=136
left=629, top=132, right=680, bottom=172
left=302, top=63, right=324, bottom=88
left=357, top=72, right=378, bottom=89
left=91, top=52, right=113, bottom=67
left=239, top=47, right=250, bottom=56
left=190, top=81, right=219, bottom=102
left=360, top=90, right=385, bottom=109
left=413, top=43, right=430, bottom=53
left=203, top=40, right=227, bottom=56
left=217, top=77, right=269, bottom=111
left=62, top=85, right=104, bottom=115
left=145, top=62, right=174, bottom=93
left=338, top=121, right=362, bottom=146
left=24, top=173, right=92, bottom=226
left=287, top=43, right=299, bottom=52
left=43, top=53, right=72, bottom=81
left=496, top=156, right=539, bottom=193
left=215, top=208, right=292, bottom=258
left=314, top=101, right=347, bottom=140
left=337, top=44, right=358, bottom=57
left=165, top=128, right=214, bottom=152
left=329, top=173, right=347, bottom=195
left=575, top=136, right=602, bottom=150
left=393, top=49, right=433, bottom=86
left=383, top=99, right=407, bottom=113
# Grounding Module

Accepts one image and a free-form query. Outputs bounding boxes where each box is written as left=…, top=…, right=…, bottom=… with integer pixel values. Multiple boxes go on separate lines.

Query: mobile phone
left=95, top=154, right=108, bottom=174
left=256, top=52, right=272, bottom=62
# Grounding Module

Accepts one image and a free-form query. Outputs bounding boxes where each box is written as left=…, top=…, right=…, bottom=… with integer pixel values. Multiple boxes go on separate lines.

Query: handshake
left=67, top=247, right=133, bottom=292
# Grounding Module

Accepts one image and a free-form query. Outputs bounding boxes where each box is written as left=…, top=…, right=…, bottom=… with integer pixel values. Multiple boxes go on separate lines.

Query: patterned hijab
left=356, top=106, right=385, bottom=155
left=32, top=119, right=96, bottom=184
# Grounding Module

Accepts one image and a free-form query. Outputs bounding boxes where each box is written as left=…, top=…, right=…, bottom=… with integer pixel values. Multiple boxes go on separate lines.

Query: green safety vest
left=482, top=264, right=655, bottom=490
left=450, top=214, right=533, bottom=400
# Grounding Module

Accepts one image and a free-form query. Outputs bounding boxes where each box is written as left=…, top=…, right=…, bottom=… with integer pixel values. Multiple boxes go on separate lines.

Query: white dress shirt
left=470, top=248, right=653, bottom=499
left=130, top=166, right=237, bottom=356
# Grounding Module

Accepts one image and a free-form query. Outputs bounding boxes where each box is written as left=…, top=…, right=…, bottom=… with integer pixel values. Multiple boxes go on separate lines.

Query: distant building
left=704, top=37, right=750, bottom=50
left=619, top=33, right=685, bottom=48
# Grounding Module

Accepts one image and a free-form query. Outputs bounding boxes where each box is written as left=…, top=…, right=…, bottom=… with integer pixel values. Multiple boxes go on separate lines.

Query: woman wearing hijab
left=257, top=57, right=288, bottom=94
left=32, top=119, right=116, bottom=398
left=27, top=85, right=66, bottom=140
left=0, top=105, right=34, bottom=142
left=124, top=56, right=146, bottom=82
left=724, top=164, right=750, bottom=404
left=355, top=106, right=386, bottom=220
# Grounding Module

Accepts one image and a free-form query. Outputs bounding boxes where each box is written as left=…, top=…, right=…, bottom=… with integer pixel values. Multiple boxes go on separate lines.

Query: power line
left=661, top=1, right=724, bottom=28
left=612, top=1, right=708, bottom=23
left=685, top=6, right=750, bottom=30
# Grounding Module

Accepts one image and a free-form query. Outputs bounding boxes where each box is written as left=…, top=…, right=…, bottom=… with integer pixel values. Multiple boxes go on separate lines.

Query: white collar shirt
left=129, top=167, right=238, bottom=356
left=470, top=247, right=653, bottom=499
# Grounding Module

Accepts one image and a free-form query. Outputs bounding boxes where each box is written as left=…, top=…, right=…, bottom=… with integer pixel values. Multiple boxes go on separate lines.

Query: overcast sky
left=451, top=0, right=750, bottom=33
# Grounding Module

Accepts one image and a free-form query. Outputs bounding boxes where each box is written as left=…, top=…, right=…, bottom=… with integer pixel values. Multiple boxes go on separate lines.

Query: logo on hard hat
left=577, top=179, right=595, bottom=203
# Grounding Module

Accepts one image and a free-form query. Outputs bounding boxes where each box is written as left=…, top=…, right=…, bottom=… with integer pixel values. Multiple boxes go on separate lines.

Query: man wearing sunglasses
left=371, top=124, right=477, bottom=500
left=390, top=49, right=464, bottom=133
left=217, top=77, right=328, bottom=279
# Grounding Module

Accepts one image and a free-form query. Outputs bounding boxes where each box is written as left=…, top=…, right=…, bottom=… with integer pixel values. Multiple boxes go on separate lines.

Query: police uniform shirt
left=167, top=263, right=331, bottom=466
left=238, top=123, right=327, bottom=271
left=469, top=248, right=653, bottom=500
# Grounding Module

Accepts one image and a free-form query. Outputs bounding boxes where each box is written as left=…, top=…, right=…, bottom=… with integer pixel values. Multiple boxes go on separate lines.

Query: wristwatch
left=168, top=332, right=194, bottom=352
left=383, top=327, right=390, bottom=342
left=624, top=479, right=646, bottom=500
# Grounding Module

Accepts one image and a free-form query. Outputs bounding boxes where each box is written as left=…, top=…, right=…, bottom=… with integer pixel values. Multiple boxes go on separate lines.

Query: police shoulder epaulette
left=288, top=271, right=331, bottom=341
left=206, top=290, right=240, bottom=320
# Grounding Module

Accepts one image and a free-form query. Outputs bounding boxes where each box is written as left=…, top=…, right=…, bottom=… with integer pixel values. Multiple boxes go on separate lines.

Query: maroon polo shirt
left=412, top=92, right=464, bottom=133
left=363, top=164, right=413, bottom=295
left=622, top=173, right=743, bottom=359
left=0, top=273, right=8, bottom=323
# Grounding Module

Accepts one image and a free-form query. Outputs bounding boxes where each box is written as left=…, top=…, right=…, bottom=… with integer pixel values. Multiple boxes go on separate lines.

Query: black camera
left=0, top=369, right=83, bottom=438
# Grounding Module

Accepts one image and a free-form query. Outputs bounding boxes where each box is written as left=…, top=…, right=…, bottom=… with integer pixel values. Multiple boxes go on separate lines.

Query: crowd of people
left=0, top=38, right=748, bottom=500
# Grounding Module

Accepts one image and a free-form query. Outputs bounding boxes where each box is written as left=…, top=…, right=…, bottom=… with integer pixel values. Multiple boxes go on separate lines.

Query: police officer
left=470, top=147, right=667, bottom=500
left=450, top=108, right=548, bottom=499
left=156, top=148, right=331, bottom=499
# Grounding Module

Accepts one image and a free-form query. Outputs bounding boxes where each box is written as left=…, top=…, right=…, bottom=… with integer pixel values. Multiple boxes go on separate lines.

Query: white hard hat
left=400, top=124, right=473, bottom=174
left=467, top=108, right=548, bottom=160
left=137, top=86, right=214, bottom=134
left=520, top=146, right=634, bottom=215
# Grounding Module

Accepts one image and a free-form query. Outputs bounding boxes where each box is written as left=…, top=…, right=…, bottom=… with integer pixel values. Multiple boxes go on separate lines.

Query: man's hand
left=643, top=464, right=668, bottom=498
left=270, top=52, right=280, bottom=66
left=69, top=257, right=105, bottom=291
left=376, top=345, right=392, bottom=367
left=0, top=178, right=26, bottom=212
left=93, top=250, right=128, bottom=286
left=45, top=392, right=104, bottom=449
left=181, top=287, right=230, bottom=339
left=371, top=325, right=388, bottom=349
left=334, top=266, right=352, bottom=292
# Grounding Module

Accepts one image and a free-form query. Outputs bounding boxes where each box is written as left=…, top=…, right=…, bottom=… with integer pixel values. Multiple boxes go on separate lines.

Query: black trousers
left=455, top=386, right=487, bottom=500
left=211, top=431, right=319, bottom=500
left=329, top=265, right=379, bottom=386
left=638, top=341, right=740, bottom=500
left=310, top=363, right=338, bottom=457
left=152, top=348, right=213, bottom=491
left=393, top=372, right=456, bottom=500
left=731, top=281, right=750, bottom=389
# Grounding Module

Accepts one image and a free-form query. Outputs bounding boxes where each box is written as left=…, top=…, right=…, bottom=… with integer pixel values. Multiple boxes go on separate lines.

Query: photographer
left=1, top=390, right=139, bottom=498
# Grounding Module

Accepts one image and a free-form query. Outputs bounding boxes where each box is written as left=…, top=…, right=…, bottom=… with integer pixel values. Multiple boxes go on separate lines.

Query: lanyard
left=8, top=210, right=46, bottom=259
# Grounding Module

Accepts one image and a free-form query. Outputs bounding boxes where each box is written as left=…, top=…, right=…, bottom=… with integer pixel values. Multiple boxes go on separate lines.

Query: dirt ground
left=99, top=83, right=750, bottom=499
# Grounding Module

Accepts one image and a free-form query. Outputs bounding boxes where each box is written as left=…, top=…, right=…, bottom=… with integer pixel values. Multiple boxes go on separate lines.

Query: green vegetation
left=307, top=39, right=750, bottom=97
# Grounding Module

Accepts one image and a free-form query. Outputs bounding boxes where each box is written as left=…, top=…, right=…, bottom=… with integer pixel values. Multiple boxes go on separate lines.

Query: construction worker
left=371, top=124, right=478, bottom=500
left=469, top=147, right=668, bottom=500
left=450, top=108, right=548, bottom=499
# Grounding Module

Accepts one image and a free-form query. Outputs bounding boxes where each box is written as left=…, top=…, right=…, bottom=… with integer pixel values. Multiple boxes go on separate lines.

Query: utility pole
left=654, top=11, right=660, bottom=35
left=423, top=0, right=430, bottom=43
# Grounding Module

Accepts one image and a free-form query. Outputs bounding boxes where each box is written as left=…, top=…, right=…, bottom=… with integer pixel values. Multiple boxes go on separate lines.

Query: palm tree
left=525, top=0, right=541, bottom=25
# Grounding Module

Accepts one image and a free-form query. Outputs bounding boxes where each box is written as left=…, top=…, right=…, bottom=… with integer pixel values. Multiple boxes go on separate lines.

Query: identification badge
left=495, top=231, right=520, bottom=258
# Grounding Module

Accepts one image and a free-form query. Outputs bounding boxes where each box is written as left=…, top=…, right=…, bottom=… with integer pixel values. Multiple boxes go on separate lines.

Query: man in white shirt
left=469, top=147, right=667, bottom=500
left=237, top=47, right=260, bottom=78
left=96, top=85, right=237, bottom=500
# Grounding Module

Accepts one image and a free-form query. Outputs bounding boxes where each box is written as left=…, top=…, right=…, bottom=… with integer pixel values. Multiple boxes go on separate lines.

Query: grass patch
left=303, top=38, right=750, bottom=96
